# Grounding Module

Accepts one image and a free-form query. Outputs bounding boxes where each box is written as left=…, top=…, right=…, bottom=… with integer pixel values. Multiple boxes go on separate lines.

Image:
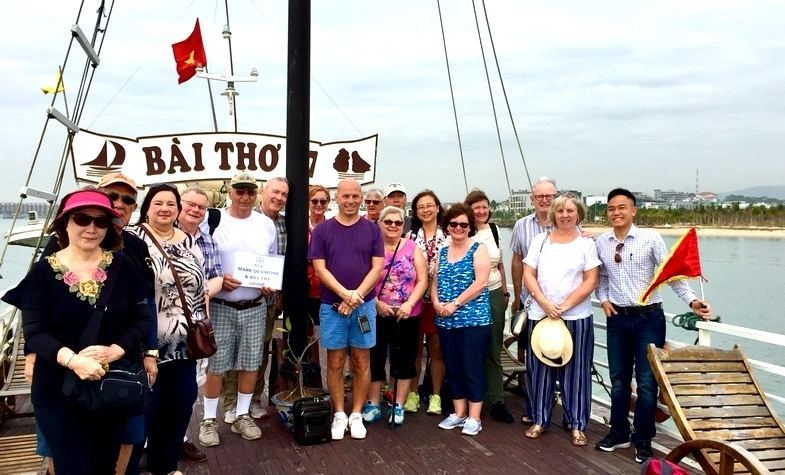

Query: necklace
left=148, top=224, right=175, bottom=243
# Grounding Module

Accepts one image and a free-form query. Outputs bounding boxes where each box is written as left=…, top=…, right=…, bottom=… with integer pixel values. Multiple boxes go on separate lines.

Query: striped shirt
left=596, top=225, right=696, bottom=307
left=272, top=212, right=287, bottom=255
left=510, top=213, right=552, bottom=302
left=194, top=229, right=223, bottom=280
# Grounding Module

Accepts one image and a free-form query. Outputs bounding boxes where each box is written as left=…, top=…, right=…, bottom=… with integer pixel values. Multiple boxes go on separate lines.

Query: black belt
left=613, top=302, right=662, bottom=315
left=212, top=296, right=263, bottom=310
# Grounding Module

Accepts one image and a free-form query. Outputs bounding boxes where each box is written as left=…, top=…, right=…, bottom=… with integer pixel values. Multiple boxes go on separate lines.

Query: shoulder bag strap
left=140, top=224, right=195, bottom=327
left=77, top=254, right=124, bottom=348
left=523, top=232, right=549, bottom=310
left=376, top=239, right=402, bottom=298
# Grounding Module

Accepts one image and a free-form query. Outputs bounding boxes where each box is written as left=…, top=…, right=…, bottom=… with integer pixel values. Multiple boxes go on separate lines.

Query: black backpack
left=292, top=396, right=331, bottom=445
left=207, top=208, right=221, bottom=235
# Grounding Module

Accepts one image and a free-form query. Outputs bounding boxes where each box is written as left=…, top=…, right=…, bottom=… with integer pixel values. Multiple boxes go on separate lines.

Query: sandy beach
left=582, top=225, right=785, bottom=238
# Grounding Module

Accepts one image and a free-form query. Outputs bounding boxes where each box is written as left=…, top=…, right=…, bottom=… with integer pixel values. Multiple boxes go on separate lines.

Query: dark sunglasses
left=614, top=242, right=624, bottom=263
left=71, top=213, right=111, bottom=229
left=107, top=191, right=136, bottom=206
left=448, top=221, right=470, bottom=229
left=382, top=219, right=403, bottom=227
left=310, top=198, right=328, bottom=205
left=364, top=199, right=382, bottom=205
left=234, top=188, right=257, bottom=196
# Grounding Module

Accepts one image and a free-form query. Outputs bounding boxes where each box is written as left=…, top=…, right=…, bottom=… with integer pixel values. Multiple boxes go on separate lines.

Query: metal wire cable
left=471, top=0, right=512, bottom=200
left=436, top=0, right=468, bottom=194
left=480, top=0, right=533, bottom=191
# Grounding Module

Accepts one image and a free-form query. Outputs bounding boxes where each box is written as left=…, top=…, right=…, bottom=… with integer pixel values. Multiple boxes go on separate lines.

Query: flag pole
left=203, top=66, right=219, bottom=132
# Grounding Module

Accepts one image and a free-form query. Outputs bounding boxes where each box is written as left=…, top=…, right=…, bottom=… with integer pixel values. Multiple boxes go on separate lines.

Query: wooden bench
left=0, top=434, right=45, bottom=475
left=502, top=336, right=525, bottom=391
left=1, top=309, right=32, bottom=407
left=648, top=344, right=782, bottom=474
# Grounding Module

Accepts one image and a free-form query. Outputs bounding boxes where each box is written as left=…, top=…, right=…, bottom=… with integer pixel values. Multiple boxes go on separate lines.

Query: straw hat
left=530, top=318, right=573, bottom=367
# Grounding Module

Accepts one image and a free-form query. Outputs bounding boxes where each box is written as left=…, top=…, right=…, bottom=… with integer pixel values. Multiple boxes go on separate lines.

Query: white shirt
left=211, top=209, right=278, bottom=302
left=473, top=226, right=503, bottom=291
left=524, top=234, right=601, bottom=321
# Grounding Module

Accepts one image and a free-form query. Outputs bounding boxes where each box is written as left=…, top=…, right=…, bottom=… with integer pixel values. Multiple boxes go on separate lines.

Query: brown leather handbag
left=142, top=225, right=217, bottom=359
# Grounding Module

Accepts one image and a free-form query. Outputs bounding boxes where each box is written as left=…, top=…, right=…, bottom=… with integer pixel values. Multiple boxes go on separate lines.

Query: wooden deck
left=179, top=392, right=679, bottom=475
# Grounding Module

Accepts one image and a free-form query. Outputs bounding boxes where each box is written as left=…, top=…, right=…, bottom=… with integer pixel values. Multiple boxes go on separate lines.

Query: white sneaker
left=198, top=418, right=220, bottom=447
left=224, top=407, right=237, bottom=424
left=331, top=412, right=349, bottom=440
left=461, top=417, right=482, bottom=436
left=250, top=401, right=269, bottom=419
left=438, top=413, right=467, bottom=430
left=348, top=412, right=367, bottom=439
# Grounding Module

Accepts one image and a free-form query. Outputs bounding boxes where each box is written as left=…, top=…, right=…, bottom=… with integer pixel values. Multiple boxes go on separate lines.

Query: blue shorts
left=320, top=300, right=377, bottom=350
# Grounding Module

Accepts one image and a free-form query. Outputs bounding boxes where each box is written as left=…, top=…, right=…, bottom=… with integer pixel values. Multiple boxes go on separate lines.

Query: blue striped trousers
left=526, top=315, right=594, bottom=430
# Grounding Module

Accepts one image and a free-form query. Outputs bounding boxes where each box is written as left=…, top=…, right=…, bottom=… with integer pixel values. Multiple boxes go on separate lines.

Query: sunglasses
left=181, top=199, right=207, bottom=211
left=382, top=219, right=403, bottom=227
left=448, top=221, right=470, bottom=229
left=234, top=188, right=257, bottom=196
left=71, top=213, right=111, bottom=229
left=311, top=198, right=328, bottom=205
left=614, top=242, right=624, bottom=263
left=364, top=199, right=382, bottom=205
left=106, top=191, right=136, bottom=206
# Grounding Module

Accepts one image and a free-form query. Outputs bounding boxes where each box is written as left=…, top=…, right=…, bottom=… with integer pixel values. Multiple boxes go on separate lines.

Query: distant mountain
left=719, top=185, right=785, bottom=201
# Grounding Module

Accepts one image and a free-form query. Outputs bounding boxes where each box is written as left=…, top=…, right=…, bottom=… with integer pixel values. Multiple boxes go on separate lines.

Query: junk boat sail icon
left=333, top=148, right=371, bottom=180
left=81, top=140, right=126, bottom=177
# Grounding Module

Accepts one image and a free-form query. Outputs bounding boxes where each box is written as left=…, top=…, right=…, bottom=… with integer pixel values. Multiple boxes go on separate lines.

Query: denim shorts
left=319, top=300, right=377, bottom=350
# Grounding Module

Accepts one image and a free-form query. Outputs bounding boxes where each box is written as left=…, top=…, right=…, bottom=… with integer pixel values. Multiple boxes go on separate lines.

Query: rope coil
left=672, top=312, right=721, bottom=331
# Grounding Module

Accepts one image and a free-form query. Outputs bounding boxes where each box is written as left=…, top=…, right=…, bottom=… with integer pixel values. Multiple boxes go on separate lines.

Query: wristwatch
left=144, top=349, right=159, bottom=358
left=451, top=299, right=462, bottom=308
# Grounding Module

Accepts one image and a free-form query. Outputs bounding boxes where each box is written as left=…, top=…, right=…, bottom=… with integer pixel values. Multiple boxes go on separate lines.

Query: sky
left=1, top=0, right=784, bottom=203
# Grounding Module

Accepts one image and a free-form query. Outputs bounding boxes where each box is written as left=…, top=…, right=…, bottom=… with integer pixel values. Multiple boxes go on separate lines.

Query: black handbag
left=292, top=396, right=331, bottom=445
left=61, top=258, right=150, bottom=416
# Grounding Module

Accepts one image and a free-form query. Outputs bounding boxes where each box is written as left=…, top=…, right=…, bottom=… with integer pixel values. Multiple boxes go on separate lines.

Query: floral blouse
left=408, top=226, right=447, bottom=303
left=373, top=239, right=424, bottom=316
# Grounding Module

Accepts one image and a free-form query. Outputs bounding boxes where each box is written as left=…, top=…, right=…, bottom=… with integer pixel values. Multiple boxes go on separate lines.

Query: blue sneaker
left=438, top=413, right=467, bottom=430
left=361, top=402, right=382, bottom=423
left=388, top=403, right=404, bottom=425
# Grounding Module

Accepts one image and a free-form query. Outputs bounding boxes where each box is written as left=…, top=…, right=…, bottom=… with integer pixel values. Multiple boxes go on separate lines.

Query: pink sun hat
left=56, top=189, right=123, bottom=220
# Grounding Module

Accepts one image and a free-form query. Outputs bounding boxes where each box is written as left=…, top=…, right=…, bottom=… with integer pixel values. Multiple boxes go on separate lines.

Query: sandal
left=571, top=430, right=587, bottom=447
left=525, top=424, right=545, bottom=439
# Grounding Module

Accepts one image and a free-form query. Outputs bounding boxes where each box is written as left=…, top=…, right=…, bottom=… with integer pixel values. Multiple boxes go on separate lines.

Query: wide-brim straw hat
left=530, top=318, right=573, bottom=367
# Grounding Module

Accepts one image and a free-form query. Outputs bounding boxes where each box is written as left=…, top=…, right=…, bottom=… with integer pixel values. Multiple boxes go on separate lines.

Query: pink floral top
left=408, top=226, right=447, bottom=303
left=373, top=239, right=423, bottom=316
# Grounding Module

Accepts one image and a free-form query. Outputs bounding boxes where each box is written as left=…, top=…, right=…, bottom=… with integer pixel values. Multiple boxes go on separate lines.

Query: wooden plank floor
left=180, top=392, right=669, bottom=475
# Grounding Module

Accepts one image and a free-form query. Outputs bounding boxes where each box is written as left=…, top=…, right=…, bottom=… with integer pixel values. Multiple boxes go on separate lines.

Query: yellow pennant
left=41, top=67, right=65, bottom=95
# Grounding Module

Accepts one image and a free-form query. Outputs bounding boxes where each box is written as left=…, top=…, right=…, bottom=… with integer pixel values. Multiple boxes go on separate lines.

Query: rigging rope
left=672, top=311, right=721, bottom=345
left=436, top=0, right=468, bottom=195
left=480, top=0, right=533, bottom=191
left=471, top=0, right=512, bottom=201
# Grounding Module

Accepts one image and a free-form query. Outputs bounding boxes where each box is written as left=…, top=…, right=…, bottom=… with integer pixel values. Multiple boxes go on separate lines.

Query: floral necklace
left=47, top=250, right=113, bottom=305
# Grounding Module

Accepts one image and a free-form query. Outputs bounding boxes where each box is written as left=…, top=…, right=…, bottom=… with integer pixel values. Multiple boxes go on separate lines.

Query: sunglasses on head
left=70, top=213, right=111, bottom=229
left=382, top=219, right=403, bottom=227
left=106, top=191, right=136, bottom=206
left=448, top=221, right=470, bottom=229
left=311, top=198, right=328, bottom=205
left=614, top=242, right=624, bottom=263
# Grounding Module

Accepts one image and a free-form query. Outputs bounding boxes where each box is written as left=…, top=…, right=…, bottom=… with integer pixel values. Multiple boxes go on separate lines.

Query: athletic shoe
left=198, top=418, right=220, bottom=447
left=348, top=412, right=367, bottom=439
left=250, top=401, right=269, bottom=419
left=461, top=417, right=482, bottom=436
left=595, top=432, right=631, bottom=452
left=231, top=414, right=262, bottom=440
left=361, top=402, right=382, bottom=423
left=634, top=441, right=653, bottom=463
left=403, top=392, right=420, bottom=413
left=389, top=403, right=404, bottom=425
left=438, top=413, right=467, bottom=430
left=490, top=401, right=514, bottom=423
left=427, top=394, right=442, bottom=415
left=331, top=412, right=349, bottom=440
left=223, top=407, right=237, bottom=424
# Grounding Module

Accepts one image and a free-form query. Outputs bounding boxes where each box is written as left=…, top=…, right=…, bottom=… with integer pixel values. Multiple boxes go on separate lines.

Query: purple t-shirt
left=308, top=217, right=384, bottom=305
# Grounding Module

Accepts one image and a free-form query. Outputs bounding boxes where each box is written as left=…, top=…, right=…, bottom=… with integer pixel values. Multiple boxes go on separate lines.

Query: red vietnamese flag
left=171, top=19, right=207, bottom=84
left=639, top=228, right=704, bottom=304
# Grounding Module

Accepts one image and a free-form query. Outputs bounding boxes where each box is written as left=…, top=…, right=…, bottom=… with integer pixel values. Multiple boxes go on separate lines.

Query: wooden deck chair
left=501, top=336, right=526, bottom=391
left=0, top=309, right=32, bottom=417
left=647, top=344, right=783, bottom=474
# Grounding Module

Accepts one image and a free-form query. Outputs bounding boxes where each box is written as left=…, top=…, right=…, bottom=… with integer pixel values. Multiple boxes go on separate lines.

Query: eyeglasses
left=181, top=200, right=207, bottom=211
left=533, top=194, right=556, bottom=201
left=106, top=191, right=136, bottom=206
left=311, top=198, right=328, bottom=205
left=416, top=203, right=437, bottom=211
left=71, top=213, right=111, bottom=229
left=364, top=199, right=382, bottom=205
left=234, top=188, right=257, bottom=196
left=382, top=219, right=403, bottom=227
left=614, top=242, right=624, bottom=263
left=448, top=221, right=470, bottom=229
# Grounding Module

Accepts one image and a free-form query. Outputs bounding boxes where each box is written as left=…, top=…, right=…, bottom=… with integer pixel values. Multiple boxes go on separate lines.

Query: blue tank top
left=435, top=241, right=490, bottom=329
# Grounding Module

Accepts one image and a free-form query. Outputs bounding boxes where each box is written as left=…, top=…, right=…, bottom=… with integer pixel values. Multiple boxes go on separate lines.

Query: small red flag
left=171, top=19, right=207, bottom=84
left=639, top=228, right=704, bottom=304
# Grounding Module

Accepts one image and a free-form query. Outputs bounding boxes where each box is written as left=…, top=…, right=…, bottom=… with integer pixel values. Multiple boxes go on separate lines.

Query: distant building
left=0, top=202, right=50, bottom=219
left=695, top=191, right=718, bottom=202
left=509, top=189, right=531, bottom=215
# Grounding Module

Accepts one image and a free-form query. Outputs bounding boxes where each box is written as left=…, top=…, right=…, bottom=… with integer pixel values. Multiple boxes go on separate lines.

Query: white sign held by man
left=232, top=252, right=285, bottom=290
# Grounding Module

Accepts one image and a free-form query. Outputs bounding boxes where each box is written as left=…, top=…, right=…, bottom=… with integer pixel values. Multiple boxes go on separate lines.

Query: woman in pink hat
left=2, top=187, right=152, bottom=474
